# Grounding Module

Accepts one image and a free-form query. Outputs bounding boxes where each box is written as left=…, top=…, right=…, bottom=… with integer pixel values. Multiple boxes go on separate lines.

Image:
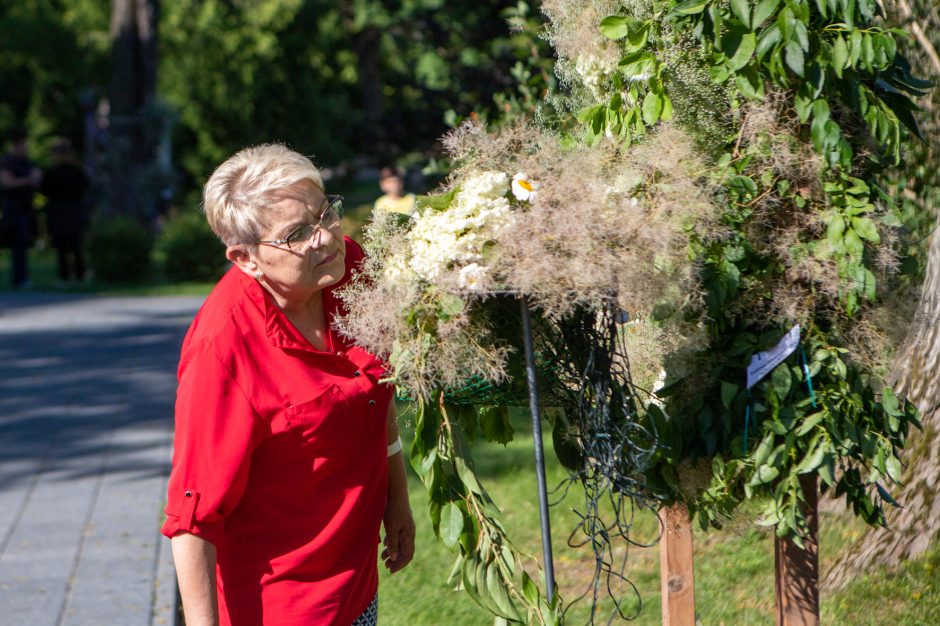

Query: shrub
left=87, top=215, right=153, bottom=283
left=156, top=211, right=227, bottom=282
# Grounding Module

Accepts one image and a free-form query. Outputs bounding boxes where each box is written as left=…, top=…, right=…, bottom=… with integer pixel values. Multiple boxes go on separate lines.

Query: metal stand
left=519, top=295, right=556, bottom=602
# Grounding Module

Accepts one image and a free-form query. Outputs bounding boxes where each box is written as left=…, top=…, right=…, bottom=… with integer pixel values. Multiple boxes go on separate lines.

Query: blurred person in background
left=41, top=138, right=90, bottom=282
left=0, top=128, right=41, bottom=288
left=163, top=144, right=414, bottom=626
left=372, top=166, right=415, bottom=216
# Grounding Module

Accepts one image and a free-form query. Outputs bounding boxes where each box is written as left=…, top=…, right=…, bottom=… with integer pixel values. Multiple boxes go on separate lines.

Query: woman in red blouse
left=162, top=144, right=415, bottom=626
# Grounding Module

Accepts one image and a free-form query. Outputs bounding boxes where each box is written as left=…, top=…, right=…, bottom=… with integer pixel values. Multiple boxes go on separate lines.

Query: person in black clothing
left=0, top=129, right=41, bottom=288
left=41, top=139, right=90, bottom=282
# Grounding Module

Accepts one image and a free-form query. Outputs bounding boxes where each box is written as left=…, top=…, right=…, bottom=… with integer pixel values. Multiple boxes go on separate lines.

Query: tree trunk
left=354, top=27, right=386, bottom=153
left=108, top=0, right=159, bottom=218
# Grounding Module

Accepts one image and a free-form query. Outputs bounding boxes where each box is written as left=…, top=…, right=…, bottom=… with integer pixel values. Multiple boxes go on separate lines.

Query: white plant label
left=746, top=325, right=801, bottom=390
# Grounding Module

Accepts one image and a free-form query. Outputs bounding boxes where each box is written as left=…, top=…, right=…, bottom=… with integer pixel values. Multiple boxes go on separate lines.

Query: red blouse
left=162, top=237, right=393, bottom=626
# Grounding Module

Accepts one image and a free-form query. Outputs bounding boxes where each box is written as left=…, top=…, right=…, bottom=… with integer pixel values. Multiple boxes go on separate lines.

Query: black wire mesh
left=410, top=293, right=660, bottom=622
left=537, top=302, right=661, bottom=623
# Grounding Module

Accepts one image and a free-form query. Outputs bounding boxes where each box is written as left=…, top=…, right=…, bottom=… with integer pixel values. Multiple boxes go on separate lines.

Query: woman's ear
left=227, top=246, right=258, bottom=277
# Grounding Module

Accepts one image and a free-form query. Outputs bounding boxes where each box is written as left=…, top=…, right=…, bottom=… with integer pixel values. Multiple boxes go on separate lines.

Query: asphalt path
left=0, top=292, right=204, bottom=626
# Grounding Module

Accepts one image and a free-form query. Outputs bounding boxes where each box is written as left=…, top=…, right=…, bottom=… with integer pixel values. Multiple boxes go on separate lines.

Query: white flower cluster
left=386, top=171, right=515, bottom=290
left=574, top=54, right=614, bottom=100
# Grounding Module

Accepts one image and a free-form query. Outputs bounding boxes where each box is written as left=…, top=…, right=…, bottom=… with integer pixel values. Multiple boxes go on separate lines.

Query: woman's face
left=247, top=179, right=346, bottom=297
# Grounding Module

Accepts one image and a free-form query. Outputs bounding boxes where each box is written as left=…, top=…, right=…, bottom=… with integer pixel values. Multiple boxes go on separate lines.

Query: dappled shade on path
left=0, top=293, right=203, bottom=625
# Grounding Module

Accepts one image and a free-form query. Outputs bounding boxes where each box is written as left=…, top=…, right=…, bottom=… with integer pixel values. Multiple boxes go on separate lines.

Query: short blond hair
left=202, top=144, right=325, bottom=246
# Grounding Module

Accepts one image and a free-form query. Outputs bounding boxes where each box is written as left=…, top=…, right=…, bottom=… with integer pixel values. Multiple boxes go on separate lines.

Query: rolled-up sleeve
left=161, top=340, right=263, bottom=547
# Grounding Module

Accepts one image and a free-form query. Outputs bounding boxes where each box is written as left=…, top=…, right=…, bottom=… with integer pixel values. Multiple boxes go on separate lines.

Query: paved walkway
left=0, top=292, right=204, bottom=626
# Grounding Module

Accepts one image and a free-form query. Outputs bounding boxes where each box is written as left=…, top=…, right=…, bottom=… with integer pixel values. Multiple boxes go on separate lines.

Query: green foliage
left=87, top=216, right=153, bottom=283
left=156, top=211, right=228, bottom=283
left=409, top=396, right=560, bottom=624
left=160, top=0, right=551, bottom=181
left=0, top=0, right=108, bottom=152
left=592, top=0, right=927, bottom=165
left=584, top=0, right=931, bottom=542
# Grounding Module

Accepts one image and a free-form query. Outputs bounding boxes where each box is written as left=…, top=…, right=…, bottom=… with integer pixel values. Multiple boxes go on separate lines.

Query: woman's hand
left=383, top=401, right=415, bottom=573
left=382, top=482, right=416, bottom=573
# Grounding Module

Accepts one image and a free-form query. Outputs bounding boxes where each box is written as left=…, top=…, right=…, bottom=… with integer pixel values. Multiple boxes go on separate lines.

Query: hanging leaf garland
left=578, top=0, right=929, bottom=538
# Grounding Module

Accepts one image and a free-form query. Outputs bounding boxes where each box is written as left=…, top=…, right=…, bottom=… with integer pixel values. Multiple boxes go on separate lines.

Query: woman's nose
left=305, top=225, right=334, bottom=252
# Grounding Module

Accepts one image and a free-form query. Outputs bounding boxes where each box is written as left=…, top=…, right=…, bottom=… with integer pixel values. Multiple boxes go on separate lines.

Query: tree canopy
left=1, top=0, right=551, bottom=192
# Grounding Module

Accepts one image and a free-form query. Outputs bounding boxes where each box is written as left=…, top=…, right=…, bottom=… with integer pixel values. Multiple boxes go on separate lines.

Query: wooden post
left=659, top=502, right=696, bottom=626
left=774, top=474, right=820, bottom=626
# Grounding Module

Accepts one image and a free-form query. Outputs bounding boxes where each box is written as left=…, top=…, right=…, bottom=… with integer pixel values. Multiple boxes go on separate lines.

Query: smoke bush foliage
left=551, top=0, right=931, bottom=540
left=336, top=1, right=931, bottom=623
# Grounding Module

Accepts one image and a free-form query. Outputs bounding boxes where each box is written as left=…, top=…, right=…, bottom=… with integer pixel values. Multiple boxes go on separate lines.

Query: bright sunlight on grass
left=381, top=407, right=940, bottom=626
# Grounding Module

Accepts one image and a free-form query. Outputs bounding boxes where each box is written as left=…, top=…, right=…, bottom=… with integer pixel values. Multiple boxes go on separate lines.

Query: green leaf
left=438, top=293, right=465, bottom=319
left=721, top=381, right=739, bottom=409
left=785, top=40, right=804, bottom=76
left=861, top=33, right=875, bottom=69
left=577, top=104, right=605, bottom=124
left=794, top=90, right=813, bottom=122
left=671, top=0, right=711, bottom=16
left=619, top=51, right=658, bottom=79
left=486, top=560, right=521, bottom=621
left=796, top=438, right=826, bottom=474
left=882, top=387, right=902, bottom=416
left=599, top=16, right=631, bottom=40
left=723, top=30, right=757, bottom=71
left=625, top=23, right=651, bottom=53
left=753, top=432, right=776, bottom=465
left=752, top=0, right=780, bottom=27
left=454, top=455, right=485, bottom=496
left=844, top=228, right=864, bottom=259
left=885, top=454, right=903, bottom=483
left=819, top=454, right=836, bottom=486
left=753, top=464, right=781, bottom=485
left=522, top=571, right=539, bottom=605
left=827, top=214, right=846, bottom=247
left=730, top=0, right=751, bottom=29
left=440, top=502, right=464, bottom=547
left=479, top=406, right=514, bottom=444
left=642, top=90, right=664, bottom=125
left=795, top=412, right=824, bottom=436
left=831, top=35, right=848, bottom=78
left=756, top=25, right=782, bottom=60
left=851, top=217, right=880, bottom=243
left=876, top=483, right=900, bottom=507
left=661, top=94, right=674, bottom=121
left=848, top=29, right=862, bottom=66
left=552, top=421, right=583, bottom=471
left=416, top=188, right=458, bottom=212
left=735, top=68, right=763, bottom=99
left=771, top=364, right=792, bottom=399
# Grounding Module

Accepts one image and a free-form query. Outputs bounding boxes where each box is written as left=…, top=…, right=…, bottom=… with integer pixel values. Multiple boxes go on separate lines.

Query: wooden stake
left=659, top=502, right=696, bottom=626
left=775, top=474, right=820, bottom=626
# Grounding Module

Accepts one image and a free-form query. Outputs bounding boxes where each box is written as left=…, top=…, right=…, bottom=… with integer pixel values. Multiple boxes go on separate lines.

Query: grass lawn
left=381, top=407, right=940, bottom=625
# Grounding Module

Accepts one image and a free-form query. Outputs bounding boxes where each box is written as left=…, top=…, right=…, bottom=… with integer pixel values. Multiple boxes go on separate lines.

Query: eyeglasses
left=257, top=195, right=344, bottom=250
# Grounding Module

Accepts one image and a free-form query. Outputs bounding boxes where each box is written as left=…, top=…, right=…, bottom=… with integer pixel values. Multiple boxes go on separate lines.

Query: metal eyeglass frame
left=256, top=195, right=344, bottom=250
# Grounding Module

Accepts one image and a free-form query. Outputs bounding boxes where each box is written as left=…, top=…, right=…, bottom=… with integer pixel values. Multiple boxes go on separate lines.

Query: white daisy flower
left=511, top=173, right=537, bottom=202
left=458, top=263, right=488, bottom=292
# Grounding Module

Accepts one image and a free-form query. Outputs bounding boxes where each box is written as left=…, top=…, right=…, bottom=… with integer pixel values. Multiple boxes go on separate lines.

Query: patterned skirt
left=351, top=594, right=378, bottom=626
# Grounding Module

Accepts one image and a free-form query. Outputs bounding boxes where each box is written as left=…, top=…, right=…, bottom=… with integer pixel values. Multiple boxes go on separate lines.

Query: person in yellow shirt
left=373, top=167, right=415, bottom=216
